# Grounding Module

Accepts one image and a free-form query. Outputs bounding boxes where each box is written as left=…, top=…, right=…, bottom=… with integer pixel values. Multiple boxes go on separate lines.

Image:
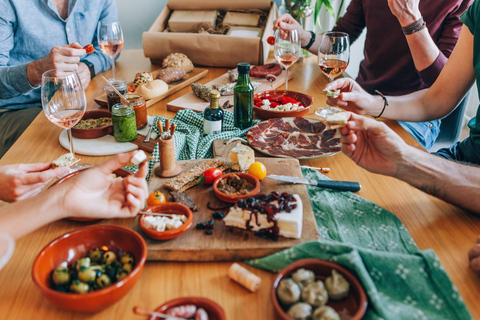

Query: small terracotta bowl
left=32, top=225, right=147, bottom=313
left=151, top=297, right=227, bottom=320
left=139, top=203, right=193, bottom=240
left=253, top=90, right=313, bottom=119
left=271, top=258, right=368, bottom=320
left=49, top=168, right=132, bottom=222
left=71, top=110, right=112, bottom=139
left=213, top=172, right=260, bottom=203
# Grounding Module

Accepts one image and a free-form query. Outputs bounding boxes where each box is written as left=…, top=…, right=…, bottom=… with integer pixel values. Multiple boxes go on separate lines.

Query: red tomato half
left=202, top=168, right=223, bottom=185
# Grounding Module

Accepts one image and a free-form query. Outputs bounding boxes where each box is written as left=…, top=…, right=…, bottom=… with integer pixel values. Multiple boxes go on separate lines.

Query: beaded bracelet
left=374, top=90, right=388, bottom=119
left=402, top=17, right=426, bottom=35
left=303, top=31, right=316, bottom=50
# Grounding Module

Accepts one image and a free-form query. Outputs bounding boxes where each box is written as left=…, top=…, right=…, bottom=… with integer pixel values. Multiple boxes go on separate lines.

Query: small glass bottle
left=104, top=78, right=127, bottom=112
left=204, top=90, right=224, bottom=135
left=234, top=63, right=254, bottom=129
left=126, top=93, right=147, bottom=129
left=112, top=103, right=137, bottom=142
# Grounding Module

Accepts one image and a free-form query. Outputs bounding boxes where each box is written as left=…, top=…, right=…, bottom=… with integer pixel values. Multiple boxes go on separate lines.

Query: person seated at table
left=0, top=0, right=117, bottom=158
left=0, top=151, right=149, bottom=270
left=468, top=236, right=480, bottom=274
left=274, top=0, right=473, bottom=150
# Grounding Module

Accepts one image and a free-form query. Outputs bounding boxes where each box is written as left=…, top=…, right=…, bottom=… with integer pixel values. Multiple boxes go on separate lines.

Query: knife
left=267, top=175, right=361, bottom=192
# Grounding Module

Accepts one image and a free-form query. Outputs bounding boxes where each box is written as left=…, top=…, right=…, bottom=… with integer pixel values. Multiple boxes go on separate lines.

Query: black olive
left=237, top=199, right=247, bottom=208
left=205, top=230, right=213, bottom=235
left=212, top=212, right=225, bottom=220
left=205, top=219, right=215, bottom=229
left=246, top=196, right=255, bottom=203
left=196, top=222, right=206, bottom=229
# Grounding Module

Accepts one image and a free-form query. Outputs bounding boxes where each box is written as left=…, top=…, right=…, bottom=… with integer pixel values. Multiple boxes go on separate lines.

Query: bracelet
left=401, top=17, right=426, bottom=35
left=374, top=90, right=388, bottom=118
left=303, top=31, right=316, bottom=50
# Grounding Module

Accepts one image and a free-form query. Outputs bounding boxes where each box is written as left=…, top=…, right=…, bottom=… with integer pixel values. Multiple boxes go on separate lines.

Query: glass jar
left=126, top=93, right=148, bottom=129
left=104, top=78, right=127, bottom=111
left=112, top=103, right=137, bottom=142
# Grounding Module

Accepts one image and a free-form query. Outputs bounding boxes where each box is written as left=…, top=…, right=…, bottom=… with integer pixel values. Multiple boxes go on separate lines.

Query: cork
left=228, top=263, right=261, bottom=292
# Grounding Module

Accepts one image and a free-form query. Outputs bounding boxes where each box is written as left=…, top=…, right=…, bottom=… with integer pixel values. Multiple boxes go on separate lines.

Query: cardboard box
left=142, top=0, right=277, bottom=68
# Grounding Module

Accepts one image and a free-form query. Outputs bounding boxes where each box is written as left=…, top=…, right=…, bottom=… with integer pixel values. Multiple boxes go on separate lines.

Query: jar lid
left=107, top=78, right=127, bottom=88
left=237, top=62, right=250, bottom=73
left=112, top=103, right=134, bottom=115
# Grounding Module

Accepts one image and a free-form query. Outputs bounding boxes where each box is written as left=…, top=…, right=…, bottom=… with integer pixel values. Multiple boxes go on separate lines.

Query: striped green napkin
left=246, top=168, right=472, bottom=320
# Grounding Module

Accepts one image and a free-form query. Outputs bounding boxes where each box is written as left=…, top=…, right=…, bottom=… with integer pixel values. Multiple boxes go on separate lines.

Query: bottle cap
left=210, top=90, right=221, bottom=100
left=237, top=62, right=250, bottom=74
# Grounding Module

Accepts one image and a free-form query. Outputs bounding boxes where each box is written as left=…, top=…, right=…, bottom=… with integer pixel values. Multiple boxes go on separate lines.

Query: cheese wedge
left=229, top=144, right=255, bottom=172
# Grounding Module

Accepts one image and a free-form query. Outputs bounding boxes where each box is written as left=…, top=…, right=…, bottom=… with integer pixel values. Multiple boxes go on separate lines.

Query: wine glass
left=41, top=70, right=86, bottom=161
left=274, top=29, right=301, bottom=90
left=315, top=31, right=350, bottom=118
left=97, top=20, right=124, bottom=79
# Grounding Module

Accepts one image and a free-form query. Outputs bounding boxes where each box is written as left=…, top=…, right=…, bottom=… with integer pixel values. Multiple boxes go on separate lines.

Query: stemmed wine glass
left=274, top=29, right=301, bottom=90
left=97, top=20, right=124, bottom=79
left=315, top=31, right=350, bottom=118
left=41, top=70, right=86, bottom=161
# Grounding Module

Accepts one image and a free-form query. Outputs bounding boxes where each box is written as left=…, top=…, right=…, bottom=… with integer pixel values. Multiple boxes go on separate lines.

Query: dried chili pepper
left=83, top=44, right=95, bottom=54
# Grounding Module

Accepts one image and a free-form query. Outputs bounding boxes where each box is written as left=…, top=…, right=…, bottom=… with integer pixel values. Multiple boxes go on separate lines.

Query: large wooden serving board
left=133, top=157, right=319, bottom=261
left=94, top=67, right=209, bottom=108
left=166, top=69, right=294, bottom=113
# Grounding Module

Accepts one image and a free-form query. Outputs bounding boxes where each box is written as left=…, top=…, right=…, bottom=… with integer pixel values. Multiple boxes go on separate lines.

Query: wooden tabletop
left=1, top=50, right=480, bottom=319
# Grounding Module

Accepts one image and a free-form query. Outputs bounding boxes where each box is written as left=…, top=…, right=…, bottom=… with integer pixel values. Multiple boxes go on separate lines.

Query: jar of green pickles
left=112, top=103, right=137, bottom=142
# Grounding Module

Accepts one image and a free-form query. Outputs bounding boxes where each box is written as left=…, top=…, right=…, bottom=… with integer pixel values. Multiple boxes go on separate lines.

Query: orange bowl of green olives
left=32, top=225, right=147, bottom=312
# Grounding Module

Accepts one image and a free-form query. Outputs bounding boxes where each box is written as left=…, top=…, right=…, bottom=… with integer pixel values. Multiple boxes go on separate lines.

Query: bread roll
left=162, top=53, right=194, bottom=73
left=135, top=80, right=168, bottom=100
left=133, top=72, right=153, bottom=88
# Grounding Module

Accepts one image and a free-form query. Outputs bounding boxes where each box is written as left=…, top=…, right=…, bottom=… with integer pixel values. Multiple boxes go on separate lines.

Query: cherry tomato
left=248, top=162, right=267, bottom=181
left=267, top=36, right=275, bottom=45
left=147, top=191, right=166, bottom=206
left=201, top=168, right=223, bottom=185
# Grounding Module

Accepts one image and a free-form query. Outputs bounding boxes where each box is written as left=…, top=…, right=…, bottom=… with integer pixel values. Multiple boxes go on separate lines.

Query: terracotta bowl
left=151, top=297, right=227, bottom=320
left=32, top=225, right=147, bottom=313
left=139, top=203, right=193, bottom=241
left=212, top=172, right=260, bottom=203
left=49, top=168, right=132, bottom=222
left=71, top=110, right=112, bottom=139
left=253, top=90, right=313, bottom=119
left=271, top=259, right=368, bottom=320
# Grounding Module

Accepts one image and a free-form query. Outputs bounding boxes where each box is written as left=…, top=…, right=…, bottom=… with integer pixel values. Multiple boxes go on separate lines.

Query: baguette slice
left=51, top=153, right=80, bottom=168
left=325, top=113, right=348, bottom=129
left=163, top=159, right=226, bottom=192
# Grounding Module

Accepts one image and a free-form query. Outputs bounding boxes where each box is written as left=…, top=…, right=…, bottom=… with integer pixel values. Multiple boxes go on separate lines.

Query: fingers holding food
left=83, top=44, right=95, bottom=54
left=157, top=67, right=186, bottom=84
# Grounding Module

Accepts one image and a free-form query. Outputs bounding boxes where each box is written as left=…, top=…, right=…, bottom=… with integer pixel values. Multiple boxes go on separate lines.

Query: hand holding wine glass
left=274, top=28, right=301, bottom=90
left=316, top=31, right=350, bottom=118
left=97, top=20, right=124, bottom=79
left=41, top=70, right=86, bottom=163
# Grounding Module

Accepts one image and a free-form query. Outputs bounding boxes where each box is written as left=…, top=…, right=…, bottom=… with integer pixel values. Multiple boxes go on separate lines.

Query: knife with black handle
left=267, top=175, right=361, bottom=192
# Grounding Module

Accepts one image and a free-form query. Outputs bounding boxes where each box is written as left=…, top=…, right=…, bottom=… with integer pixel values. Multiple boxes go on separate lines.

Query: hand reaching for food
left=0, top=163, right=69, bottom=203
left=273, top=14, right=311, bottom=48
left=324, top=78, right=379, bottom=116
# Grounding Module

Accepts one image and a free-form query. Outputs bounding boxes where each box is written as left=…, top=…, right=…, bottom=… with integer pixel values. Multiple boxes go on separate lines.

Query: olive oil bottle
left=234, top=63, right=254, bottom=129
left=203, top=90, right=223, bottom=135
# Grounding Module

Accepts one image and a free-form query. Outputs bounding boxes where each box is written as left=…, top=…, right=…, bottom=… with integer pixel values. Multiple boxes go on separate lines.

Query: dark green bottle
left=234, top=63, right=254, bottom=129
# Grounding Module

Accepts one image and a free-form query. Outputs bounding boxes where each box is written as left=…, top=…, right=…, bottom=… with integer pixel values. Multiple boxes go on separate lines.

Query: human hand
left=324, top=78, right=381, bottom=116
left=27, top=42, right=87, bottom=87
left=77, top=62, right=92, bottom=89
left=340, top=113, right=409, bottom=177
left=0, top=163, right=70, bottom=203
left=387, top=0, right=421, bottom=27
left=59, top=152, right=149, bottom=220
left=274, top=13, right=311, bottom=47
left=468, top=236, right=480, bottom=274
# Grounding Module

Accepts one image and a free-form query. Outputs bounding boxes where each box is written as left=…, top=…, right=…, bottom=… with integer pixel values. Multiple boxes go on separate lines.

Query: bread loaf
left=162, top=53, right=194, bottom=73
left=135, top=80, right=168, bottom=100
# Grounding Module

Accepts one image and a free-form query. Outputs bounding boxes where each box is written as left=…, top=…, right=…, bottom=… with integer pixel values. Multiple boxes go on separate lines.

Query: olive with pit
left=96, top=274, right=112, bottom=288
left=52, top=266, right=70, bottom=285
left=78, top=268, right=97, bottom=283
left=70, top=280, right=90, bottom=294
left=89, top=248, right=103, bottom=263
left=103, top=251, right=116, bottom=264
left=75, top=257, right=91, bottom=271
left=120, top=253, right=134, bottom=265
left=116, top=269, right=129, bottom=281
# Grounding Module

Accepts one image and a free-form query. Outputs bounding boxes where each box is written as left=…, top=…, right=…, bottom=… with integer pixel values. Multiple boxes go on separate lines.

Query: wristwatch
left=81, top=60, right=95, bottom=79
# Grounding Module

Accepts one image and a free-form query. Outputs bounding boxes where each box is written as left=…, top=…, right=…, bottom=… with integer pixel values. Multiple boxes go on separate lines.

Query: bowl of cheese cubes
left=139, top=203, right=193, bottom=240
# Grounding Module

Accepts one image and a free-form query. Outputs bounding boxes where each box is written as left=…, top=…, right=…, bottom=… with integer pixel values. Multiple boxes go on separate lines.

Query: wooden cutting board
left=94, top=68, right=209, bottom=108
left=166, top=69, right=294, bottom=113
left=133, top=157, right=319, bottom=261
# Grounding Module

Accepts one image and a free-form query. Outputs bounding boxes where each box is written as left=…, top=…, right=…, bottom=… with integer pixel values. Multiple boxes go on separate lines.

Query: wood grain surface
left=134, top=157, right=319, bottom=261
left=1, top=50, right=480, bottom=320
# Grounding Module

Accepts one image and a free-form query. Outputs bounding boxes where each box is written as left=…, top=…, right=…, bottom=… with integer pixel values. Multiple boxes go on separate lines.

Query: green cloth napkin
left=246, top=168, right=472, bottom=320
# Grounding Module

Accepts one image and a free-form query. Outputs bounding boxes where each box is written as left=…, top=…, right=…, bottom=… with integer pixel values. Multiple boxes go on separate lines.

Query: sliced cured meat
left=293, top=117, right=313, bottom=133
left=321, top=129, right=337, bottom=141
left=312, top=121, right=327, bottom=133
left=321, top=138, right=341, bottom=148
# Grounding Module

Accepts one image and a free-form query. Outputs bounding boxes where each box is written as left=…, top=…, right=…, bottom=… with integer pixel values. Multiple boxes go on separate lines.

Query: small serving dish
left=151, top=297, right=226, bottom=320
left=213, top=172, right=260, bottom=203
left=32, top=225, right=147, bottom=312
left=49, top=168, right=132, bottom=222
left=271, top=258, right=368, bottom=320
left=139, top=203, right=193, bottom=240
left=71, top=110, right=112, bottom=139
left=253, top=90, right=313, bottom=119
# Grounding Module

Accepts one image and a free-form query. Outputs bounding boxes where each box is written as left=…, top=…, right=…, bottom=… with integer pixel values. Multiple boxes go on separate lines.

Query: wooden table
left=1, top=50, right=480, bottom=319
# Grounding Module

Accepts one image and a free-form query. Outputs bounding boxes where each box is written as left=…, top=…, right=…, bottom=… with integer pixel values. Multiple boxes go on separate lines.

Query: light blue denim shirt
left=0, top=0, right=117, bottom=110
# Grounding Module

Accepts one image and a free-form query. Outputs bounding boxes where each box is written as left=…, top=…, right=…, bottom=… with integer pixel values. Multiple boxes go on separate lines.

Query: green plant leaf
left=322, top=0, right=335, bottom=17
left=314, top=0, right=322, bottom=27
left=336, top=0, right=346, bottom=21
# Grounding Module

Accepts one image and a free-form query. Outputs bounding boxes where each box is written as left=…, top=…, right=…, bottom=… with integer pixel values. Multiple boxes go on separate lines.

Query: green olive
left=96, top=274, right=112, bottom=288
left=70, top=280, right=90, bottom=294
left=103, top=251, right=116, bottom=264
left=116, top=269, right=129, bottom=281
left=75, top=257, right=91, bottom=271
left=52, top=266, right=70, bottom=285
left=89, top=248, right=103, bottom=263
left=78, top=268, right=97, bottom=283
left=120, top=253, right=134, bottom=265
left=122, top=263, right=133, bottom=273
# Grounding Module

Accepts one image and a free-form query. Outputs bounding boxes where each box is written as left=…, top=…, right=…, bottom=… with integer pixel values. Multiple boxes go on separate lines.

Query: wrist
left=301, top=29, right=312, bottom=47
left=26, top=61, right=42, bottom=87
left=398, top=10, right=422, bottom=27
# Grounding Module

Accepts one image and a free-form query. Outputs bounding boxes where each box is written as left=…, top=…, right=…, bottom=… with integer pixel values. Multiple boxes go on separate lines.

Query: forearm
left=395, top=147, right=480, bottom=214
left=0, top=64, right=39, bottom=99
left=0, top=188, right=66, bottom=240
left=404, top=28, right=441, bottom=74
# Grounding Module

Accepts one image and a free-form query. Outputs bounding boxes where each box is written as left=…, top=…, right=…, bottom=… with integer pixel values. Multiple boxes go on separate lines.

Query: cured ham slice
left=246, top=117, right=341, bottom=159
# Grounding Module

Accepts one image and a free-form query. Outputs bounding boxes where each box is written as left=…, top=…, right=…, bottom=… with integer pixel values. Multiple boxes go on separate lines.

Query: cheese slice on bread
left=325, top=113, right=348, bottom=129
left=51, top=153, right=80, bottom=168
